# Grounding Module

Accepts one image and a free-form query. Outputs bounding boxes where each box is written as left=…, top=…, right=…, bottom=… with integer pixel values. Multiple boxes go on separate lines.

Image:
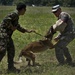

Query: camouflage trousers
left=55, top=32, right=75, bottom=64
left=0, top=37, right=15, bottom=69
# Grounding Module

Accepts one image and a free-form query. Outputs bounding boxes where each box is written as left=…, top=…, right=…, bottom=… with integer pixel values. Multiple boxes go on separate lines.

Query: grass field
left=0, top=6, right=75, bottom=75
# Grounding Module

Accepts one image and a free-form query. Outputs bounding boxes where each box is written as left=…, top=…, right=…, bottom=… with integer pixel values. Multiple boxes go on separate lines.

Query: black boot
left=65, top=59, right=75, bottom=67
left=7, top=65, right=20, bottom=73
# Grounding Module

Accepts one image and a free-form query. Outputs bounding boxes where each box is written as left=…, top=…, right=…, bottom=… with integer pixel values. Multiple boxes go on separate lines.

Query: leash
left=33, top=31, right=44, bottom=37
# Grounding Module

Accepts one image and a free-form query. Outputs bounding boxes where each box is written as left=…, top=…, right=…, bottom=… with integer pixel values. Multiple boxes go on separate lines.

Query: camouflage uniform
left=53, top=12, right=75, bottom=64
left=0, top=10, right=27, bottom=69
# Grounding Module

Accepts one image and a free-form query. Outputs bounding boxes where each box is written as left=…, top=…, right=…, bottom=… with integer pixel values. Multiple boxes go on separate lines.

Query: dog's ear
left=45, top=26, right=56, bottom=39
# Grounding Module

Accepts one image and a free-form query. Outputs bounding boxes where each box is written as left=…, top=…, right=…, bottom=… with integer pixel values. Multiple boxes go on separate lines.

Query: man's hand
left=54, top=37, right=59, bottom=42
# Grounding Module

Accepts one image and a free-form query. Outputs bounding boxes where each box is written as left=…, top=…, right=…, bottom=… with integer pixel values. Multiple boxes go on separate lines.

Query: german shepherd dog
left=17, top=26, right=55, bottom=66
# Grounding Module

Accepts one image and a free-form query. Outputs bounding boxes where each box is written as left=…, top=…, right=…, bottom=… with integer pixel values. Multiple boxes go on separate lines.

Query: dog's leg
left=26, top=52, right=41, bottom=66
left=29, top=52, right=35, bottom=66
left=26, top=58, right=31, bottom=66
left=25, top=51, right=35, bottom=66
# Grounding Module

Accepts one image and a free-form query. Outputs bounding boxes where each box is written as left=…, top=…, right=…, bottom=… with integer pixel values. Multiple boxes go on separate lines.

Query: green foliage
left=0, top=0, right=13, bottom=5
left=0, top=0, right=75, bottom=7
left=0, top=6, right=75, bottom=75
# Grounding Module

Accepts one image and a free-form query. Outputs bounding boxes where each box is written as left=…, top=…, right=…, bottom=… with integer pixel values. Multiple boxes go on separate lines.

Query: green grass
left=0, top=6, right=75, bottom=75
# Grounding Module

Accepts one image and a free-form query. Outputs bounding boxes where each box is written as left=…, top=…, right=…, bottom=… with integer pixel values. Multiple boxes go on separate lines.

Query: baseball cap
left=52, top=5, right=60, bottom=13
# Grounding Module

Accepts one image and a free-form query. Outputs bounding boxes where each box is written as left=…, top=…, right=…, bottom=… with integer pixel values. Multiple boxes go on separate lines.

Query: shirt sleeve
left=3, top=12, right=28, bottom=33
left=53, top=19, right=67, bottom=32
left=16, top=24, right=28, bottom=33
left=60, top=13, right=69, bottom=22
left=3, top=12, right=18, bottom=28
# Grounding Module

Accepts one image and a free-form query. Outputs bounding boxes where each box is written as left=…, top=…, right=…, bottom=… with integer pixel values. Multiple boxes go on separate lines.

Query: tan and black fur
left=17, top=26, right=55, bottom=66
left=18, top=38, right=54, bottom=66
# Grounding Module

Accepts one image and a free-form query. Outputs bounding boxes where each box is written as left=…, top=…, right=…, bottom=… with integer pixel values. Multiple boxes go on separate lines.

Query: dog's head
left=43, top=38, right=54, bottom=49
left=45, top=26, right=56, bottom=40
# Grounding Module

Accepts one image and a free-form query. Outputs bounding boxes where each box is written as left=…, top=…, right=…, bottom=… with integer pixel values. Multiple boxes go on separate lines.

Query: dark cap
left=52, top=5, right=60, bottom=13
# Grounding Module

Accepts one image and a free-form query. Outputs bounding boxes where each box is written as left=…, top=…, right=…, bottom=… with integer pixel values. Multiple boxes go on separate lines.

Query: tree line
left=0, top=0, right=75, bottom=7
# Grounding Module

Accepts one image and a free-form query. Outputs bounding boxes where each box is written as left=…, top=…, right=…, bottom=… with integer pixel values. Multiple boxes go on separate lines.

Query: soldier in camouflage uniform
left=46, top=5, right=75, bottom=66
left=0, top=3, right=35, bottom=72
